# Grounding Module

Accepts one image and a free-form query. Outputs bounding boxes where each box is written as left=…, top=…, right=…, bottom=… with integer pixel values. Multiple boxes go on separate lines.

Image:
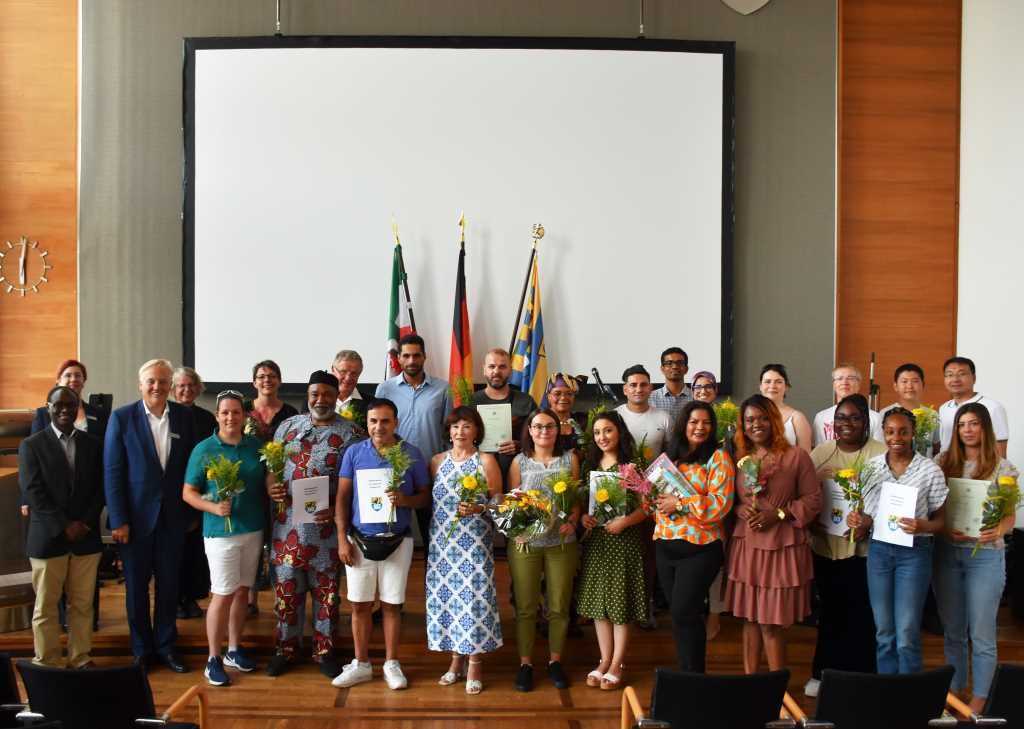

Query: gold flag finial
left=531, top=223, right=545, bottom=248
left=391, top=216, right=401, bottom=246
left=458, top=211, right=465, bottom=244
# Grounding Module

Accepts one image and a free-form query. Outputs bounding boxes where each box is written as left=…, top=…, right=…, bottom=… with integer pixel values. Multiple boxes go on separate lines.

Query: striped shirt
left=863, top=452, right=948, bottom=535
left=651, top=448, right=734, bottom=544
left=650, top=384, right=692, bottom=425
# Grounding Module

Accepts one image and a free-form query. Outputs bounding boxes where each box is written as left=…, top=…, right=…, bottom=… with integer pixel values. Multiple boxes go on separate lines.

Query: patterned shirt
left=651, top=448, right=734, bottom=544
left=862, top=452, right=949, bottom=535
left=650, top=384, right=692, bottom=424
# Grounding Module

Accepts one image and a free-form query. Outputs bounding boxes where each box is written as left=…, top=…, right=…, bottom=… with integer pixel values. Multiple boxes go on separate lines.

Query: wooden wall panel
left=0, top=0, right=78, bottom=408
left=837, top=0, right=961, bottom=408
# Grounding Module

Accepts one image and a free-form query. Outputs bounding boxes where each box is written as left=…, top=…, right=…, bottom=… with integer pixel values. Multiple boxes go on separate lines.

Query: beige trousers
left=30, top=552, right=101, bottom=667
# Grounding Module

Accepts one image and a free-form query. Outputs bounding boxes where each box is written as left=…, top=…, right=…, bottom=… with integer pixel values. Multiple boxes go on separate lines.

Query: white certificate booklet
left=817, top=479, right=851, bottom=537
left=477, top=404, right=513, bottom=452
left=945, top=477, right=991, bottom=538
left=588, top=471, right=619, bottom=516
left=872, top=481, right=918, bottom=547
left=356, top=467, right=393, bottom=524
left=291, top=475, right=329, bottom=526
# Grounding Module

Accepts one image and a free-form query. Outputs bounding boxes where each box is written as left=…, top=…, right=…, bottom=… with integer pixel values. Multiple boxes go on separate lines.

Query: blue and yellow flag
left=510, top=255, right=548, bottom=405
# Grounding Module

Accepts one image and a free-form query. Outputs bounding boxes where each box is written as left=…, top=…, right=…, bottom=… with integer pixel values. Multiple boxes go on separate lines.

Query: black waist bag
left=349, top=525, right=407, bottom=561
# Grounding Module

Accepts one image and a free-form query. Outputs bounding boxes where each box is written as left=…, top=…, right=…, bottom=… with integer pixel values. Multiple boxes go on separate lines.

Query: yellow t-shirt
left=809, top=439, right=887, bottom=559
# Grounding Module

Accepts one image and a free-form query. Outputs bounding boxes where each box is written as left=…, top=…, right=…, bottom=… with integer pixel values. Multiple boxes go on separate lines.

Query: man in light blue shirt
left=374, top=333, right=451, bottom=549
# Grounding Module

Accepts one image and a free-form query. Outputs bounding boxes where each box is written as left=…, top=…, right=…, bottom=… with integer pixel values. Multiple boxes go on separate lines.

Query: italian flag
left=386, top=243, right=415, bottom=377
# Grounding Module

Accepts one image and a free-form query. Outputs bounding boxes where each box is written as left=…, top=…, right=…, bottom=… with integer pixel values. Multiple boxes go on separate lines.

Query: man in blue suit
left=104, top=358, right=195, bottom=672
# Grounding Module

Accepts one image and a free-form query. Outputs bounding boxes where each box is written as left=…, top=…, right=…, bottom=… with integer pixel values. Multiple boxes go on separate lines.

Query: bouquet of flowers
left=619, top=462, right=654, bottom=500
left=380, top=443, right=414, bottom=530
left=834, top=453, right=874, bottom=544
left=911, top=406, right=939, bottom=455
left=444, top=470, right=491, bottom=543
left=545, top=468, right=583, bottom=546
left=973, top=475, right=1021, bottom=557
left=632, top=434, right=653, bottom=470
left=449, top=376, right=475, bottom=408
left=258, top=440, right=293, bottom=517
left=736, top=454, right=766, bottom=508
left=203, top=454, right=246, bottom=533
left=339, top=403, right=366, bottom=428
left=713, top=398, right=739, bottom=445
left=590, top=473, right=637, bottom=526
left=489, top=488, right=554, bottom=551
left=577, top=404, right=607, bottom=456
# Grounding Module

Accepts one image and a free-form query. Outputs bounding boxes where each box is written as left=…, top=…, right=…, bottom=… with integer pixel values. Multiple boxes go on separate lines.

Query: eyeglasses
left=833, top=375, right=861, bottom=383
left=530, top=424, right=558, bottom=432
left=216, top=389, right=245, bottom=402
left=661, top=359, right=687, bottom=368
left=834, top=413, right=864, bottom=423
left=549, top=391, right=574, bottom=399
left=692, top=384, right=717, bottom=392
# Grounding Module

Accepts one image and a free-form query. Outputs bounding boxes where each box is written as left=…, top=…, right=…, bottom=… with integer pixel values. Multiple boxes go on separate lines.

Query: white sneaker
left=804, top=677, right=820, bottom=697
left=383, top=659, right=408, bottom=690
left=332, top=659, right=372, bottom=688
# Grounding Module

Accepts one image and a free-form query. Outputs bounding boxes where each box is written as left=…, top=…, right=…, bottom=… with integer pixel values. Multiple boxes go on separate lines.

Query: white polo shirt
left=614, top=404, right=672, bottom=456
left=938, top=393, right=1009, bottom=451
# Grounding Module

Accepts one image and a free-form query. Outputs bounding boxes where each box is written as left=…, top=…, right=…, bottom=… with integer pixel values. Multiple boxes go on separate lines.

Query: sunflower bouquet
left=203, top=453, right=246, bottom=533
left=973, top=475, right=1021, bottom=557
left=911, top=406, right=939, bottom=455
left=590, top=473, right=637, bottom=526
left=631, top=434, right=653, bottom=470
left=444, top=470, right=491, bottom=543
left=338, top=403, right=366, bottom=428
left=713, top=398, right=739, bottom=444
left=380, top=443, right=414, bottom=529
left=544, top=468, right=583, bottom=547
left=489, top=488, right=554, bottom=551
left=834, top=453, right=874, bottom=544
left=259, top=440, right=292, bottom=517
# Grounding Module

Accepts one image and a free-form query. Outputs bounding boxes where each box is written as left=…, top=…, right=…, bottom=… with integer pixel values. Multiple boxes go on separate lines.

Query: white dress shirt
left=50, top=422, right=77, bottom=470
left=144, top=401, right=171, bottom=470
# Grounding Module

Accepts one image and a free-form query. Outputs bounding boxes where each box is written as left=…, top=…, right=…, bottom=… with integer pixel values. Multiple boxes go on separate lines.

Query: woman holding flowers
left=805, top=394, right=886, bottom=696
left=758, top=364, right=812, bottom=452
left=655, top=400, right=735, bottom=671
left=182, top=390, right=267, bottom=686
left=507, top=409, right=581, bottom=692
left=577, top=411, right=648, bottom=689
left=425, top=406, right=503, bottom=695
left=933, top=403, right=1019, bottom=711
left=848, top=407, right=947, bottom=675
left=725, top=395, right=820, bottom=674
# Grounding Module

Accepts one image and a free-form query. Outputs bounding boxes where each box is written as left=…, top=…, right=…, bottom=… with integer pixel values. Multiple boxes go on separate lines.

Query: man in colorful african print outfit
left=265, top=370, right=361, bottom=678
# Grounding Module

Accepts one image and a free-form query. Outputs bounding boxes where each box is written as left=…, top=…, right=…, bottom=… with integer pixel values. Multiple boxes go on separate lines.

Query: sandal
left=466, top=659, right=483, bottom=695
left=601, top=666, right=623, bottom=691
left=586, top=669, right=605, bottom=688
left=439, top=657, right=466, bottom=686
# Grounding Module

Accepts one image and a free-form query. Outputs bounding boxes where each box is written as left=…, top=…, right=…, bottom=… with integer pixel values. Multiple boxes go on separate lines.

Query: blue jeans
left=932, top=540, right=1004, bottom=697
left=866, top=538, right=933, bottom=674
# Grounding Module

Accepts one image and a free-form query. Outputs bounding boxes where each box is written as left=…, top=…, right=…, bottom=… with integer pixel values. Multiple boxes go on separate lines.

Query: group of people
left=17, top=341, right=1015, bottom=712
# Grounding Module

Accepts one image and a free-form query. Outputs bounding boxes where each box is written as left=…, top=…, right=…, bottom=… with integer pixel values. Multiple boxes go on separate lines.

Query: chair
left=945, top=662, right=1022, bottom=727
left=620, top=668, right=799, bottom=729
left=15, top=661, right=207, bottom=729
left=806, top=665, right=955, bottom=729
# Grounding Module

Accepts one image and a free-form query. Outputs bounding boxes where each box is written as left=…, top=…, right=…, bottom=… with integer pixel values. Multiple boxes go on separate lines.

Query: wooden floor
left=3, top=552, right=1024, bottom=728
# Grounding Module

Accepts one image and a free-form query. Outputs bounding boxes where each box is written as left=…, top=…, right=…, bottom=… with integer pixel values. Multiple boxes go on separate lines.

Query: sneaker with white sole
left=804, top=677, right=820, bottom=697
left=331, top=659, right=372, bottom=688
left=383, top=659, right=408, bottom=690
left=204, top=656, right=230, bottom=687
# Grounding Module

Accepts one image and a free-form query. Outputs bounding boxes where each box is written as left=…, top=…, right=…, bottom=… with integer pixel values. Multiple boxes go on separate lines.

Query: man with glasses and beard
left=265, top=370, right=361, bottom=678
left=650, top=347, right=692, bottom=423
left=471, top=348, right=536, bottom=484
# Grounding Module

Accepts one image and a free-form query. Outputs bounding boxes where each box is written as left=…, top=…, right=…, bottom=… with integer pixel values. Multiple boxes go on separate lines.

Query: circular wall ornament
left=0, top=235, right=52, bottom=296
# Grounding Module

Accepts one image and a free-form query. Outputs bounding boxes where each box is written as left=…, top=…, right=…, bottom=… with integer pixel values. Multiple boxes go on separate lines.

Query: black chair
left=810, top=665, right=955, bottom=729
left=621, top=668, right=798, bottom=729
left=15, top=662, right=207, bottom=729
left=946, top=662, right=1021, bottom=727
left=0, top=652, right=25, bottom=728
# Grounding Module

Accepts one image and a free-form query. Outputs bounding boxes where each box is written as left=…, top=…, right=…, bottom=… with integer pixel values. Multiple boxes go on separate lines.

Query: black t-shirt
left=471, top=389, right=537, bottom=487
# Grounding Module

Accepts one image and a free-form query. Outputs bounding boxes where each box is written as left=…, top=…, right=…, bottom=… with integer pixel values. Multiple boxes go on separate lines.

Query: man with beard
left=471, top=348, right=536, bottom=485
left=265, top=370, right=360, bottom=678
left=650, top=347, right=692, bottom=424
left=375, top=334, right=451, bottom=550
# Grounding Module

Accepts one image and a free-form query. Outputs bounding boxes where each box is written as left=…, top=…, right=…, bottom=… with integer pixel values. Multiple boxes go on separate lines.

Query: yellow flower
left=998, top=475, right=1018, bottom=486
left=498, top=504, right=509, bottom=513
left=553, top=481, right=567, bottom=494
left=463, top=475, right=478, bottom=490
left=340, top=408, right=355, bottom=420
left=528, top=489, right=541, bottom=498
left=720, top=399, right=737, bottom=412
left=836, top=468, right=857, bottom=480
left=737, top=456, right=751, bottom=468
left=206, top=468, right=216, bottom=481
left=911, top=407, right=926, bottom=417
left=595, top=488, right=609, bottom=503
left=643, top=447, right=653, bottom=460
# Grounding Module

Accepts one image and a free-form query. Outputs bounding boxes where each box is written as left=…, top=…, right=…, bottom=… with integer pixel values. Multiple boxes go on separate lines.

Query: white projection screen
left=184, top=37, right=735, bottom=389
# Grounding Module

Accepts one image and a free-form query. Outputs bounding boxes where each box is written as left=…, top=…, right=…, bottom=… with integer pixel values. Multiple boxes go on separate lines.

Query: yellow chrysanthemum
left=206, top=468, right=216, bottom=481
left=528, top=489, right=541, bottom=498
left=553, top=481, right=567, bottom=494
left=498, top=504, right=509, bottom=513
left=836, top=468, right=857, bottom=480
left=463, top=475, right=478, bottom=490
left=595, top=488, right=609, bottom=503
left=340, top=408, right=355, bottom=420
left=998, top=475, right=1018, bottom=486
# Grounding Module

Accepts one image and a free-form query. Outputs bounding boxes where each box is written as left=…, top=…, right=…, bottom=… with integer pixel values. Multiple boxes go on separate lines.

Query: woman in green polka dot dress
left=577, top=410, right=649, bottom=690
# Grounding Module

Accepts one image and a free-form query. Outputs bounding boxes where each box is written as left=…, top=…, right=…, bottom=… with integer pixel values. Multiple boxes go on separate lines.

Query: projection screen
left=184, top=37, right=735, bottom=388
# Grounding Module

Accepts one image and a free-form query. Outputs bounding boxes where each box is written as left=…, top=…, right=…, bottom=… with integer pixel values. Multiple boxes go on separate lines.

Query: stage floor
left=3, top=552, right=1023, bottom=728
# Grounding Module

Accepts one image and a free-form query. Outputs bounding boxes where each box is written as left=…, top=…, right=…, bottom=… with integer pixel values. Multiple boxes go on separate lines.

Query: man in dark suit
left=104, top=358, right=195, bottom=672
left=19, top=385, right=105, bottom=668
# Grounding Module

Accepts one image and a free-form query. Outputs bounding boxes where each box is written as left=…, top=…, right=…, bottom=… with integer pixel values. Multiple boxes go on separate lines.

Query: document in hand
left=644, top=453, right=696, bottom=498
left=292, top=475, right=330, bottom=526
left=818, top=478, right=851, bottom=537
left=945, top=477, right=991, bottom=538
left=355, top=468, right=392, bottom=524
left=871, top=481, right=918, bottom=547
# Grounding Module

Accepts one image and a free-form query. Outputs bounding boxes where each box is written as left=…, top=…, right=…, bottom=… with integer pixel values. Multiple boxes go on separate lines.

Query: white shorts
left=345, top=536, right=414, bottom=605
left=204, top=530, right=264, bottom=595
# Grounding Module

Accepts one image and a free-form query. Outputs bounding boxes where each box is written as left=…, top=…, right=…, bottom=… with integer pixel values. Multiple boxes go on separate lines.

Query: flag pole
left=508, top=223, right=544, bottom=354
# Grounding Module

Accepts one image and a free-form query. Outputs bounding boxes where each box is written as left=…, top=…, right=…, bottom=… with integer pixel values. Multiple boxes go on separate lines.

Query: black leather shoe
left=133, top=654, right=154, bottom=670
left=318, top=657, right=341, bottom=678
left=514, top=663, right=533, bottom=692
left=266, top=653, right=291, bottom=677
left=159, top=653, right=189, bottom=673
left=547, top=660, right=569, bottom=689
left=181, top=600, right=203, bottom=619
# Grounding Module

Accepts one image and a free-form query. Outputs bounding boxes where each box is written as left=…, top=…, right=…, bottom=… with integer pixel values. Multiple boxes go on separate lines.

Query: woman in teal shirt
left=183, top=390, right=267, bottom=686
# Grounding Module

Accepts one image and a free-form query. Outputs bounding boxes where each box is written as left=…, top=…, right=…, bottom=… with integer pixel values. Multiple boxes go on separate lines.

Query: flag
left=447, top=241, right=473, bottom=405
left=386, top=244, right=415, bottom=377
left=509, top=255, right=548, bottom=405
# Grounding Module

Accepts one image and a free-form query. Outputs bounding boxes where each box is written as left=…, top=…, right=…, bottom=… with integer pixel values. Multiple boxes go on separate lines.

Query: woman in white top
left=758, top=364, right=812, bottom=452
left=933, top=403, right=1019, bottom=712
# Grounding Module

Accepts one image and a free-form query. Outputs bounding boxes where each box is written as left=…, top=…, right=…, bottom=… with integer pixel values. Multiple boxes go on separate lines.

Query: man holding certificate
left=333, top=397, right=430, bottom=691
left=265, top=370, right=360, bottom=679
left=472, top=348, right=536, bottom=484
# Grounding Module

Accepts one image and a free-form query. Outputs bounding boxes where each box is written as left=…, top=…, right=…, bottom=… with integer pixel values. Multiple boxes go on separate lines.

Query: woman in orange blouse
left=724, top=394, right=821, bottom=674
left=654, top=400, right=735, bottom=672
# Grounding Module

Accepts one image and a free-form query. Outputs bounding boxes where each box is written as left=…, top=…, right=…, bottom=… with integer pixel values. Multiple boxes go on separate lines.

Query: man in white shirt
left=331, top=349, right=365, bottom=417
left=938, top=356, right=1009, bottom=456
left=615, top=364, right=672, bottom=457
left=812, top=363, right=883, bottom=446
left=879, top=363, right=941, bottom=453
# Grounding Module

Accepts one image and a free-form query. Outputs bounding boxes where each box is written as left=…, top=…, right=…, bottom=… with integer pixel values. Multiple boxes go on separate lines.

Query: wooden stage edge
left=4, top=552, right=1024, bottom=728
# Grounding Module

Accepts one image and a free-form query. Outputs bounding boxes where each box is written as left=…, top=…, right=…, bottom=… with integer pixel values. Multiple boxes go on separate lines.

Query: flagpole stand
left=508, top=223, right=544, bottom=354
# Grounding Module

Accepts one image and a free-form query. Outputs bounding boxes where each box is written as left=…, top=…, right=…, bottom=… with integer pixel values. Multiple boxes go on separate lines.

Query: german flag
left=448, top=224, right=473, bottom=405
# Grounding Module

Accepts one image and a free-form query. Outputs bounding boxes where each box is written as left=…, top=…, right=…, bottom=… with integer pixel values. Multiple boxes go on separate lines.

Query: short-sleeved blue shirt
left=184, top=433, right=267, bottom=538
left=339, top=438, right=429, bottom=536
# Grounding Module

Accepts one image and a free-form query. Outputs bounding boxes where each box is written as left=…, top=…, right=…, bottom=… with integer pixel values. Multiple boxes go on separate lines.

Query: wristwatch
left=776, top=507, right=787, bottom=522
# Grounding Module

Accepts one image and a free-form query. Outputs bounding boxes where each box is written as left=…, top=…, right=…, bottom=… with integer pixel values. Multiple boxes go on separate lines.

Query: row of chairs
left=0, top=655, right=207, bottom=729
left=621, top=664, right=1024, bottom=729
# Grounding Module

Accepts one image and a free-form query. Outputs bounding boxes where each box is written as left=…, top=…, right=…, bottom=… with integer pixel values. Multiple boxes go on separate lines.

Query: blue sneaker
left=224, top=648, right=257, bottom=672
left=204, top=656, right=230, bottom=686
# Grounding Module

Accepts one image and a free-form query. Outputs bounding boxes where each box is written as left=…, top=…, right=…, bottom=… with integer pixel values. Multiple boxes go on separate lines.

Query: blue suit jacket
left=103, top=400, right=195, bottom=537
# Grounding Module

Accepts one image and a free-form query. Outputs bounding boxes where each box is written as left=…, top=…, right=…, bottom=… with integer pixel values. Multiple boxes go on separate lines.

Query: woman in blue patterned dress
left=426, top=406, right=503, bottom=695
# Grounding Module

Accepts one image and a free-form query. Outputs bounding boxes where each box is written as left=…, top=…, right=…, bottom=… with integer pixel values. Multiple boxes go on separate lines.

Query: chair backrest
left=16, top=661, right=156, bottom=729
left=649, top=668, right=791, bottom=729
left=984, top=663, right=1024, bottom=725
left=815, top=665, right=954, bottom=729
left=0, top=653, right=18, bottom=704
